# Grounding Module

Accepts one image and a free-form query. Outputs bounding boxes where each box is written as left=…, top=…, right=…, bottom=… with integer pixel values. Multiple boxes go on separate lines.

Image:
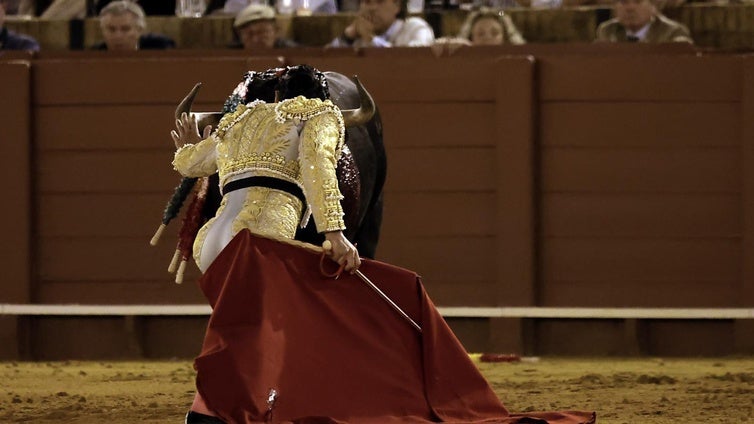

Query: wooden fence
left=1, top=46, right=753, bottom=359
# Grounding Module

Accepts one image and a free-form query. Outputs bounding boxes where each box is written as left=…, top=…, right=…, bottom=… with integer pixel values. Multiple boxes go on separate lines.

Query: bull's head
left=174, top=76, right=375, bottom=133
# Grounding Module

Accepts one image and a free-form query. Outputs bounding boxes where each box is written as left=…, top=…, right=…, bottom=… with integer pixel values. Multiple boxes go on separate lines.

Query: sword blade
left=354, top=270, right=422, bottom=333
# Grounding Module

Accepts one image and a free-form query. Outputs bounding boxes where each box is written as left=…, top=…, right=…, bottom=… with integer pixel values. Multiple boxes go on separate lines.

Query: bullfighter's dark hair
left=222, top=68, right=282, bottom=114
left=275, top=64, right=330, bottom=101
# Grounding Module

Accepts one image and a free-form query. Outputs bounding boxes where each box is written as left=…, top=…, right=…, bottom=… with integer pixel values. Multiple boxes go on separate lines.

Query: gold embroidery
left=275, top=96, right=345, bottom=156
left=231, top=187, right=301, bottom=240
left=176, top=96, right=348, bottom=268
left=299, top=110, right=346, bottom=232
left=172, top=135, right=218, bottom=177
left=191, top=188, right=302, bottom=266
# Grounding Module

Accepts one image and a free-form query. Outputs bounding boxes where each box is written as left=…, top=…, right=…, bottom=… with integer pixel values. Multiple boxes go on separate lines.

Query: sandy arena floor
left=1, top=357, right=752, bottom=423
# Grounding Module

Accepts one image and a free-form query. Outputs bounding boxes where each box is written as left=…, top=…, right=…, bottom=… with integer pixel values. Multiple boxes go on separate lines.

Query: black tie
left=626, top=35, right=640, bottom=43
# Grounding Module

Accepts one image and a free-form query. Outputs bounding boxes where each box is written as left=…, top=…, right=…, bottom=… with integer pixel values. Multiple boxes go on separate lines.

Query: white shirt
left=330, top=17, right=435, bottom=48
left=626, top=21, right=652, bottom=41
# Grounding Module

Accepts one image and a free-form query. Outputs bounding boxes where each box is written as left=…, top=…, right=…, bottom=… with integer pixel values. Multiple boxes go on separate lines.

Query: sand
left=1, top=357, right=752, bottom=423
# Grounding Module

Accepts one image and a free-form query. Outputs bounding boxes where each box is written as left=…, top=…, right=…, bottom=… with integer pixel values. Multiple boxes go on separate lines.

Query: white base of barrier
left=0, top=304, right=752, bottom=319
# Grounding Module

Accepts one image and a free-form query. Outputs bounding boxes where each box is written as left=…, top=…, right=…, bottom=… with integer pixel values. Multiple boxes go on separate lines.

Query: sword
left=322, top=241, right=422, bottom=333
left=354, top=269, right=422, bottom=333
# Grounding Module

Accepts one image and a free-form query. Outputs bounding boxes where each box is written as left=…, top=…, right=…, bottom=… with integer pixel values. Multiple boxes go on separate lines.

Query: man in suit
left=595, top=0, right=692, bottom=43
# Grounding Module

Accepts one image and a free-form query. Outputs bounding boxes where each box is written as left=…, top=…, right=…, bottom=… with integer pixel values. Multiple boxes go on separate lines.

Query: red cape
left=194, top=231, right=595, bottom=424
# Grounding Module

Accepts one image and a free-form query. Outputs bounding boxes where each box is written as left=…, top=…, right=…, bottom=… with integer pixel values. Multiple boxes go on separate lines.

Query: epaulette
left=274, top=96, right=341, bottom=124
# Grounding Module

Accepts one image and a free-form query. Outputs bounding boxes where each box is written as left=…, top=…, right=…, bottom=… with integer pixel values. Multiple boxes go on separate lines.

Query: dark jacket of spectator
left=596, top=14, right=692, bottom=43
left=0, top=26, right=40, bottom=50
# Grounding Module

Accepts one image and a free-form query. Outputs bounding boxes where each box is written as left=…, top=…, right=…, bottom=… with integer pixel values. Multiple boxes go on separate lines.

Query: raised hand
left=171, top=112, right=212, bottom=149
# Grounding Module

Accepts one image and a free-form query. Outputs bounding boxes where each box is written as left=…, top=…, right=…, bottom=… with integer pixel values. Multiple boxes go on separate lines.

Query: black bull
left=185, top=72, right=386, bottom=259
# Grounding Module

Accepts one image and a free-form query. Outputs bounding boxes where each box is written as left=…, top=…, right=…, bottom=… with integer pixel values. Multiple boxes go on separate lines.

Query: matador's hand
left=171, top=112, right=212, bottom=149
left=323, top=232, right=361, bottom=274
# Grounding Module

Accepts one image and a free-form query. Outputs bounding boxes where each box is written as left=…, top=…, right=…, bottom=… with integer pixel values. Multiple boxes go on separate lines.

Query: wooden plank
left=0, top=51, right=34, bottom=61
left=645, top=320, right=735, bottom=356
left=37, top=238, right=202, bottom=282
left=140, top=317, right=208, bottom=358
left=30, top=317, right=140, bottom=360
left=0, top=62, right=31, bottom=305
left=541, top=238, right=740, bottom=283
left=539, top=55, right=742, bottom=102
left=534, top=319, right=627, bottom=356
left=383, top=147, right=496, bottom=192
left=38, top=191, right=494, bottom=238
left=742, top=56, right=754, bottom=315
left=419, top=281, right=500, bottom=307
left=37, top=236, right=491, bottom=285
left=33, top=56, right=282, bottom=105
left=541, top=280, right=740, bottom=307
left=379, top=102, right=495, bottom=148
left=540, top=102, right=740, bottom=147
left=446, top=43, right=697, bottom=57
left=289, top=14, right=354, bottom=46
left=542, top=193, right=740, bottom=238
left=541, top=148, right=740, bottom=193
left=35, top=281, right=206, bottom=305
left=494, top=56, right=535, bottom=306
left=37, top=193, right=181, bottom=237
left=35, top=105, right=206, bottom=151
left=382, top=192, right=495, bottom=237
left=376, top=236, right=496, bottom=284
left=36, top=150, right=181, bottom=193
left=282, top=55, right=501, bottom=102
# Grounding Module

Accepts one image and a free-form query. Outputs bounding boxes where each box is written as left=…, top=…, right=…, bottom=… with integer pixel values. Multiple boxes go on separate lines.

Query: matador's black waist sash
left=222, top=176, right=307, bottom=215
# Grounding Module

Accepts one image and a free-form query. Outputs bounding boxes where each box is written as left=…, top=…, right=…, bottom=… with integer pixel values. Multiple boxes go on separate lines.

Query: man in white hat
left=222, top=0, right=338, bottom=14
left=233, top=3, right=296, bottom=50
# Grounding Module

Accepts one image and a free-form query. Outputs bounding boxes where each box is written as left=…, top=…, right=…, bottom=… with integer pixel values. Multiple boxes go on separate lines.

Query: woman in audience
left=458, top=8, right=525, bottom=45
left=433, top=8, right=524, bottom=54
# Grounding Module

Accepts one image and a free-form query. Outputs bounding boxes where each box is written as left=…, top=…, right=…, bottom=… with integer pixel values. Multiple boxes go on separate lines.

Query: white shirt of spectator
left=331, top=16, right=434, bottom=47
left=530, top=0, right=561, bottom=7
left=626, top=21, right=652, bottom=41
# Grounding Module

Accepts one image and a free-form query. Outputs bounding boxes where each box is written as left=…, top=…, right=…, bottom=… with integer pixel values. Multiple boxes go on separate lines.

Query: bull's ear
left=342, top=76, right=376, bottom=127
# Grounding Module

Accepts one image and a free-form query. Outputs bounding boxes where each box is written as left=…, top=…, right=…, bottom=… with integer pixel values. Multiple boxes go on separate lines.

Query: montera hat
left=234, top=4, right=276, bottom=28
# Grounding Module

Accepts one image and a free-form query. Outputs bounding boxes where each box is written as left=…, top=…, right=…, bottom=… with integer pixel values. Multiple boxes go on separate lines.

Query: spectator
left=0, top=0, right=40, bottom=50
left=432, top=9, right=523, bottom=55
left=232, top=4, right=296, bottom=50
left=93, top=1, right=175, bottom=50
left=595, top=0, right=692, bottom=43
left=329, top=0, right=434, bottom=48
left=218, top=0, right=338, bottom=14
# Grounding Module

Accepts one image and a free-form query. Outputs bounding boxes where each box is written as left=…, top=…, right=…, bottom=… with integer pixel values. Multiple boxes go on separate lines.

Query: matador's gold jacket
left=172, top=96, right=347, bottom=237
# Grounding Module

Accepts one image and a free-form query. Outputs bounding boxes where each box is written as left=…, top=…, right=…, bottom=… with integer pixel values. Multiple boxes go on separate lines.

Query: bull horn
left=341, top=76, right=375, bottom=127
left=175, top=82, right=222, bottom=134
